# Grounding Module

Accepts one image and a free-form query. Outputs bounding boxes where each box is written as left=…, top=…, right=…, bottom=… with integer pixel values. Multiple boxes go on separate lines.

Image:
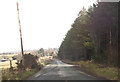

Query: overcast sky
left=0, top=0, right=96, bottom=53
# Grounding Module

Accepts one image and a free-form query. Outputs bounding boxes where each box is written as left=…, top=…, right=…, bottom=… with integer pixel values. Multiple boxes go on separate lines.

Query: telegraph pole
left=17, top=1, right=24, bottom=65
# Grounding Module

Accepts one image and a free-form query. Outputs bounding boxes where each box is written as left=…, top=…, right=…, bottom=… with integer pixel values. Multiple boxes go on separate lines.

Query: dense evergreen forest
left=58, top=2, right=118, bottom=67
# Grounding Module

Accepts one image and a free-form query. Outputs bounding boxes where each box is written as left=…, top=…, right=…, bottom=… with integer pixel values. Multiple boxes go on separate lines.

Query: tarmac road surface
left=27, top=59, right=99, bottom=80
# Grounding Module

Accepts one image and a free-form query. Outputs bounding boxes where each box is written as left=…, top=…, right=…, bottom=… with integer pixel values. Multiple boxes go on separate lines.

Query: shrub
left=17, top=53, right=40, bottom=70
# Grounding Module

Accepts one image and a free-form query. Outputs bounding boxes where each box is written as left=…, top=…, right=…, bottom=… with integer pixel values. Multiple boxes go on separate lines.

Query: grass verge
left=62, top=60, right=119, bottom=80
left=2, top=59, right=53, bottom=80
left=2, top=68, right=39, bottom=80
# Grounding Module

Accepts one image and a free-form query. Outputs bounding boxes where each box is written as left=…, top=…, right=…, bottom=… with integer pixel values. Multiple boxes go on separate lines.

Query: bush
left=17, top=53, right=40, bottom=70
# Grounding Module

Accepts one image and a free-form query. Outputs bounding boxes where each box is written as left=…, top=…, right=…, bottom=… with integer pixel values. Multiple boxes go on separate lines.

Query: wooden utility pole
left=17, top=1, right=24, bottom=65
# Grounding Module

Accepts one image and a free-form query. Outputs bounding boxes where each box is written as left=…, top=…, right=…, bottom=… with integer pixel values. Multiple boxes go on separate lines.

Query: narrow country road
left=27, top=59, right=99, bottom=80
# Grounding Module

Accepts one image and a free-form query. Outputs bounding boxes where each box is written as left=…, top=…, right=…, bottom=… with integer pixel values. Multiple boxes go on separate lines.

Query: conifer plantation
left=58, top=2, right=118, bottom=67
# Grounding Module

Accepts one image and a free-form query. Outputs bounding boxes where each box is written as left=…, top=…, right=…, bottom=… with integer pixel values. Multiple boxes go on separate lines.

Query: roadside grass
left=2, top=68, right=38, bottom=80
left=62, top=60, right=118, bottom=80
left=44, top=59, right=53, bottom=65
left=16, top=69, right=38, bottom=80
left=2, top=59, right=53, bottom=80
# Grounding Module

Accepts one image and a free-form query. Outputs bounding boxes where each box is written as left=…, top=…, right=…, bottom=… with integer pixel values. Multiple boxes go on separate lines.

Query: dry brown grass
left=63, top=60, right=119, bottom=80
left=0, top=60, right=17, bottom=69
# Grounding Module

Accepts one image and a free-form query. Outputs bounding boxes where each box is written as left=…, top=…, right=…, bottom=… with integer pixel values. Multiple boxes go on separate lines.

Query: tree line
left=58, top=2, right=118, bottom=67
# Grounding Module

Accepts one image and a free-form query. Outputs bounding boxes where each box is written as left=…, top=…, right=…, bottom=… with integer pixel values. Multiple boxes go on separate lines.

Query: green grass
left=62, top=60, right=118, bottom=80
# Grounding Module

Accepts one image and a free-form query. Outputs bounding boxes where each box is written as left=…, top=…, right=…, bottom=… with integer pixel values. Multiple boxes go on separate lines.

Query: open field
left=0, top=54, right=18, bottom=58
left=0, top=56, right=53, bottom=69
left=0, top=60, right=17, bottom=69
